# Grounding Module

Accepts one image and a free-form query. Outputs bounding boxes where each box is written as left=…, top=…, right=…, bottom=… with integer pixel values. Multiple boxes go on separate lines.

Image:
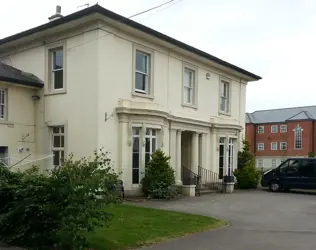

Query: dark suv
left=261, top=158, right=316, bottom=192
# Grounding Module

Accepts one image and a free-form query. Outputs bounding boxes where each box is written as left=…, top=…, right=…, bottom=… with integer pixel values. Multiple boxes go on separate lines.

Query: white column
left=176, top=130, right=182, bottom=184
left=191, top=132, right=199, bottom=174
left=201, top=133, right=207, bottom=170
left=210, top=129, right=217, bottom=172
left=169, top=129, right=177, bottom=174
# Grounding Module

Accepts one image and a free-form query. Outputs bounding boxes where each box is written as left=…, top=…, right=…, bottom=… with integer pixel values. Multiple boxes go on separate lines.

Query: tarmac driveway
left=137, top=190, right=316, bottom=250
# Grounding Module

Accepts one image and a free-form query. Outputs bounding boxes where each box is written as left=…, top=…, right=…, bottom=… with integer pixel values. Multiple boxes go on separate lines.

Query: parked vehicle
left=261, top=158, right=316, bottom=192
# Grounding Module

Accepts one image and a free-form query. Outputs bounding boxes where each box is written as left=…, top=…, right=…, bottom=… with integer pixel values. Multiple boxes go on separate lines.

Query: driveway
left=136, top=190, right=316, bottom=250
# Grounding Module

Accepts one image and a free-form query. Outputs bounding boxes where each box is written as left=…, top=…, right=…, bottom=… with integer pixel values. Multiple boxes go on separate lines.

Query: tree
left=234, top=140, right=260, bottom=189
left=237, top=140, right=255, bottom=171
left=141, top=149, right=177, bottom=199
left=308, top=152, right=314, bottom=158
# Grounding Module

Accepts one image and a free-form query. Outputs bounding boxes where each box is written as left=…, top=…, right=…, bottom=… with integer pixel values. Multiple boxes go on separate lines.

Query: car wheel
left=269, top=182, right=280, bottom=192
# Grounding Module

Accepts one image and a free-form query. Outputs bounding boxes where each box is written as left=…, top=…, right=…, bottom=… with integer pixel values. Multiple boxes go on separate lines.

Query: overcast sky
left=1, top=0, right=315, bottom=112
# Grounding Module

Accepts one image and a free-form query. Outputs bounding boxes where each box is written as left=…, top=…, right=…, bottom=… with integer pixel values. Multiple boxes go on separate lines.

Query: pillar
left=176, top=130, right=182, bottom=184
left=191, top=132, right=199, bottom=174
left=201, top=133, right=207, bottom=170
left=169, top=129, right=177, bottom=174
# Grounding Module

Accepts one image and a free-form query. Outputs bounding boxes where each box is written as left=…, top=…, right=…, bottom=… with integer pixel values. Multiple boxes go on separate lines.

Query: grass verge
left=87, top=204, right=226, bottom=250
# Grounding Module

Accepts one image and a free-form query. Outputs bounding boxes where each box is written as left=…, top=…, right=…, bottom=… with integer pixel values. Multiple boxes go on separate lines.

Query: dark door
left=279, top=159, right=302, bottom=189
left=297, top=159, right=316, bottom=189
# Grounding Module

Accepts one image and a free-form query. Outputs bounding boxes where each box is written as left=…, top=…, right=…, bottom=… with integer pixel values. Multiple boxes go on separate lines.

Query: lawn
left=87, top=204, right=226, bottom=250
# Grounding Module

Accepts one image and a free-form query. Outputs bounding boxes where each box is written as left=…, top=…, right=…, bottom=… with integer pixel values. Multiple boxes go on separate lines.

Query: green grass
left=87, top=204, right=226, bottom=250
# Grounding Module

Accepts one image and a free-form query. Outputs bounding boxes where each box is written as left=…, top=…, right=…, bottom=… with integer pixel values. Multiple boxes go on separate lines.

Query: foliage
left=237, top=140, right=255, bottom=171
left=141, top=149, right=177, bottom=199
left=308, top=152, right=314, bottom=157
left=234, top=140, right=260, bottom=189
left=234, top=158, right=260, bottom=189
left=0, top=149, right=120, bottom=250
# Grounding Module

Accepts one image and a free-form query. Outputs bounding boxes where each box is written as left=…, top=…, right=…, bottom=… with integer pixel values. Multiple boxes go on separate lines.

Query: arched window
left=294, top=125, right=303, bottom=149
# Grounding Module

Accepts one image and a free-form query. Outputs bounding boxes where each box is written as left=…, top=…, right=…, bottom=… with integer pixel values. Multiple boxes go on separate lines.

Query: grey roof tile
left=0, top=62, right=43, bottom=88
left=246, top=106, right=316, bottom=124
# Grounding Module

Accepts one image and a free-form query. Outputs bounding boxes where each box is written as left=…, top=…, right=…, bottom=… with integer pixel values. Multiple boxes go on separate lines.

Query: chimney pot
left=48, top=5, right=63, bottom=21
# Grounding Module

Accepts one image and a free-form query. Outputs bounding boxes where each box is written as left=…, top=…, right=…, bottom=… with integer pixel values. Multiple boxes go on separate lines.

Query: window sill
left=0, top=120, right=14, bottom=126
left=182, top=103, right=198, bottom=110
left=45, top=89, right=67, bottom=96
left=218, top=111, right=231, bottom=117
left=132, top=91, right=154, bottom=100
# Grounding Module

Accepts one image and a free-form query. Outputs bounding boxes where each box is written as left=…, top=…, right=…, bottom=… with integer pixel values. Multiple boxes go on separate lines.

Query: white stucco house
left=0, top=5, right=261, bottom=196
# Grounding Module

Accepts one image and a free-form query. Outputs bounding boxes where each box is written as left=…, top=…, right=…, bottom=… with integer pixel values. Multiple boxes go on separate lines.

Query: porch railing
left=198, top=166, right=221, bottom=191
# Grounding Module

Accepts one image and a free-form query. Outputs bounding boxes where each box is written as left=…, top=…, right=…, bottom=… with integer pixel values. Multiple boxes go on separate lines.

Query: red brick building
left=245, top=106, right=316, bottom=169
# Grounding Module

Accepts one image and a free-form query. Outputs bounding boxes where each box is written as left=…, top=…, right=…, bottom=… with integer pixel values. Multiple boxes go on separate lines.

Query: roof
left=0, top=4, right=261, bottom=81
left=0, top=62, right=44, bottom=88
left=246, top=105, right=316, bottom=124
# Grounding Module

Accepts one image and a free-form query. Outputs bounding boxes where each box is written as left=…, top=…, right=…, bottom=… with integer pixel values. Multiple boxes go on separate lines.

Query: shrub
left=237, top=140, right=255, bottom=171
left=141, top=149, right=177, bottom=199
left=234, top=158, right=260, bottom=189
left=0, top=149, right=120, bottom=250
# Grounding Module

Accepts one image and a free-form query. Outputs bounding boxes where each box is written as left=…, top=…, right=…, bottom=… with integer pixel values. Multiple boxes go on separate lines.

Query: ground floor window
left=52, top=126, right=65, bottom=166
left=271, top=159, right=277, bottom=168
left=218, top=137, right=225, bottom=179
left=257, top=159, right=263, bottom=168
left=0, top=146, right=8, bottom=167
left=132, top=127, right=158, bottom=184
left=228, top=138, right=235, bottom=176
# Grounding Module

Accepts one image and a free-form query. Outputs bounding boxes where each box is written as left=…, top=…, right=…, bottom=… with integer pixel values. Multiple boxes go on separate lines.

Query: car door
left=280, top=159, right=302, bottom=189
left=297, top=160, right=316, bottom=189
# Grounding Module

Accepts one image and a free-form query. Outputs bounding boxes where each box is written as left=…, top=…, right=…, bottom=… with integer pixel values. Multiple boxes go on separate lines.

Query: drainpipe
left=312, top=120, right=315, bottom=155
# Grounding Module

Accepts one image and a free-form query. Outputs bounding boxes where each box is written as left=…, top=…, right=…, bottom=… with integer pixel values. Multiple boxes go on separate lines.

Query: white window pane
left=184, top=87, right=191, bottom=103
left=135, top=72, right=147, bottom=91
left=136, top=51, right=148, bottom=73
left=53, top=70, right=63, bottom=89
left=184, top=69, right=192, bottom=87
left=53, top=50, right=63, bottom=70
left=220, top=97, right=226, bottom=111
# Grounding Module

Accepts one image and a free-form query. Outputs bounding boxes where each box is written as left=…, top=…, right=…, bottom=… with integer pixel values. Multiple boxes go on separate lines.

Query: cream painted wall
left=0, top=19, right=250, bottom=188
left=0, top=82, right=37, bottom=164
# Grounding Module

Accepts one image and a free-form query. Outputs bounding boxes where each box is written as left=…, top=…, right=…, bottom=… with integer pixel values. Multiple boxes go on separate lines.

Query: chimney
left=48, top=5, right=63, bottom=21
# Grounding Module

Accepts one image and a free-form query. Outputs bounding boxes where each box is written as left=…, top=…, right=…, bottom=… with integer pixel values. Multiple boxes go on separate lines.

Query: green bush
left=141, top=149, right=177, bottom=199
left=234, top=159, right=260, bottom=189
left=0, top=149, right=120, bottom=250
left=237, top=140, right=255, bottom=171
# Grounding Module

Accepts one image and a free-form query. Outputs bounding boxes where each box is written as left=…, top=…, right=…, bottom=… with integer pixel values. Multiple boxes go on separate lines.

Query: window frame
left=257, top=143, right=264, bottom=151
left=219, top=78, right=231, bottom=114
left=51, top=126, right=65, bottom=167
left=271, top=125, right=278, bottom=133
left=182, top=62, right=198, bottom=108
left=272, top=159, right=277, bottom=168
left=257, top=126, right=264, bottom=134
left=294, top=125, right=303, bottom=149
left=132, top=45, right=154, bottom=99
left=258, top=159, right=263, bottom=168
left=280, top=124, right=287, bottom=133
left=218, top=137, right=226, bottom=179
left=0, top=89, right=7, bottom=120
left=280, top=142, right=287, bottom=150
left=271, top=142, right=278, bottom=151
left=46, top=42, right=66, bottom=95
left=145, top=128, right=158, bottom=167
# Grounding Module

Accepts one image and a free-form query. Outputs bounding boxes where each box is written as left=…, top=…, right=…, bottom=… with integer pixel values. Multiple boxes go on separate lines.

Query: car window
left=299, top=160, right=316, bottom=177
left=281, top=159, right=300, bottom=176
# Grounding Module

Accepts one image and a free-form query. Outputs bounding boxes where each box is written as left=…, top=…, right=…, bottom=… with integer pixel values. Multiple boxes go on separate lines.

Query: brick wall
left=245, top=120, right=315, bottom=157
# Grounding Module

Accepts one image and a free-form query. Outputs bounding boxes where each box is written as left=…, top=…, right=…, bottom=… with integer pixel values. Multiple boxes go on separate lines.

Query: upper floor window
left=219, top=80, right=229, bottom=113
left=294, top=125, right=303, bottom=149
left=271, top=142, right=277, bottom=150
left=50, top=47, right=64, bottom=90
left=135, top=50, right=151, bottom=95
left=271, top=125, right=278, bottom=133
left=0, top=89, right=7, bottom=120
left=183, top=67, right=196, bottom=105
left=280, top=124, right=287, bottom=133
left=257, top=143, right=264, bottom=151
left=257, top=126, right=264, bottom=134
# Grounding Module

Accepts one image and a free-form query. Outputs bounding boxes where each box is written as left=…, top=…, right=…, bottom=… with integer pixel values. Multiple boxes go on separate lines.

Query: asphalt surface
left=136, top=189, right=316, bottom=250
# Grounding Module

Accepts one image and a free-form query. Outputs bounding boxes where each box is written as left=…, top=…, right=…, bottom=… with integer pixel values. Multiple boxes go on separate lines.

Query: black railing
left=198, top=166, right=221, bottom=192
left=181, top=166, right=201, bottom=196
